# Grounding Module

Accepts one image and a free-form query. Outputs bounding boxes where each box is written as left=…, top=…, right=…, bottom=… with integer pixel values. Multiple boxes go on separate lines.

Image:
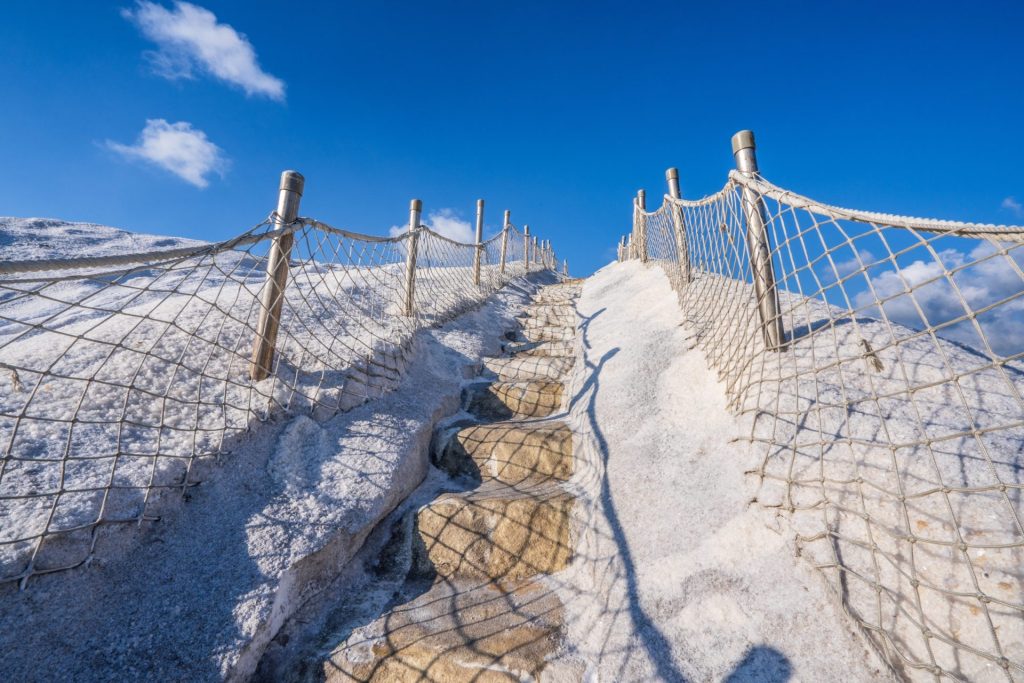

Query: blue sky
left=1, top=1, right=1023, bottom=276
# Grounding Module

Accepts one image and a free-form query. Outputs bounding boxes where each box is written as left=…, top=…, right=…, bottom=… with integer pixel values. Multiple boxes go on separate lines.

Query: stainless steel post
left=499, top=210, right=510, bottom=276
left=251, top=170, right=304, bottom=381
left=523, top=224, right=530, bottom=272
left=402, top=199, right=422, bottom=316
left=732, top=130, right=785, bottom=351
left=666, top=167, right=691, bottom=283
left=636, top=189, right=648, bottom=262
left=473, top=199, right=484, bottom=286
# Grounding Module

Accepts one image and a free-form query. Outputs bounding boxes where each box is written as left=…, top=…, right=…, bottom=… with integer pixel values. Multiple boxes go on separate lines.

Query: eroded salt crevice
left=255, top=280, right=587, bottom=682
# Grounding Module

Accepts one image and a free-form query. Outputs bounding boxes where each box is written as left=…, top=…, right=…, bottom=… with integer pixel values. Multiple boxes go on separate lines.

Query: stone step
left=417, top=479, right=575, bottom=582
left=482, top=355, right=574, bottom=382
left=531, top=294, right=578, bottom=306
left=519, top=307, right=576, bottom=327
left=539, top=283, right=581, bottom=293
left=435, top=421, right=574, bottom=485
left=464, top=380, right=563, bottom=419
left=520, top=324, right=575, bottom=343
left=520, top=307, right=575, bottom=322
left=322, top=577, right=566, bottom=682
left=504, top=340, right=574, bottom=358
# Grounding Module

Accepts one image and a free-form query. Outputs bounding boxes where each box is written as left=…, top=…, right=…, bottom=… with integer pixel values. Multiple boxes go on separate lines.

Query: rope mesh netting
left=624, top=172, right=1024, bottom=682
left=0, top=215, right=550, bottom=586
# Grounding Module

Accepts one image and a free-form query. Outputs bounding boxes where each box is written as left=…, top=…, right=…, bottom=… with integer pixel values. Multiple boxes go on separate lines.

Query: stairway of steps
left=321, top=281, right=584, bottom=682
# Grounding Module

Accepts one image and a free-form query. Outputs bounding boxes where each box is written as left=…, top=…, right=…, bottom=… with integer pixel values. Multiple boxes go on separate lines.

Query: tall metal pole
left=562, top=259, right=568, bottom=276
left=473, top=198, right=484, bottom=286
left=402, top=199, right=422, bottom=316
left=666, top=167, right=691, bottom=283
left=732, top=130, right=785, bottom=351
left=636, top=189, right=648, bottom=262
left=523, top=224, right=530, bottom=272
left=499, top=209, right=510, bottom=276
left=251, top=170, right=304, bottom=381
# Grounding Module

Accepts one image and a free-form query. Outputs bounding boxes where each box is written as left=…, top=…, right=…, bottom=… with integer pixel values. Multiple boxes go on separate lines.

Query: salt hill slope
left=559, top=260, right=890, bottom=680
left=0, top=217, right=204, bottom=261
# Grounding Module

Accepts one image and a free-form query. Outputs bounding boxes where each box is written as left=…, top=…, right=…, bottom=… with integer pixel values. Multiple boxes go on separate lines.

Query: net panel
left=0, top=217, right=552, bottom=586
left=625, top=174, right=1024, bottom=682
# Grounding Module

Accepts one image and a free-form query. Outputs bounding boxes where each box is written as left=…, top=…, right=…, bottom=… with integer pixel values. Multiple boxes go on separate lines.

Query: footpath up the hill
left=557, top=260, right=890, bottom=681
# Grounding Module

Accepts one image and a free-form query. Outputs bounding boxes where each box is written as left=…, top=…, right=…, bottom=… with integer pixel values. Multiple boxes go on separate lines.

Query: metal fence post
left=499, top=209, right=510, bottom=276
left=524, top=224, right=530, bottom=272
left=562, top=259, right=568, bottom=276
left=631, top=201, right=638, bottom=256
left=250, top=170, right=304, bottom=381
left=732, top=130, right=785, bottom=351
left=402, top=199, right=422, bottom=316
left=666, top=167, right=691, bottom=283
left=636, top=189, right=648, bottom=262
left=473, top=199, right=484, bottom=286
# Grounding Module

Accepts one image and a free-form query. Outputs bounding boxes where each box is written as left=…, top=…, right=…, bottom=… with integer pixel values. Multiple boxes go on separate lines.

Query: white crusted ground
left=0, top=271, right=543, bottom=681
left=0, top=216, right=204, bottom=261
left=558, top=260, right=892, bottom=681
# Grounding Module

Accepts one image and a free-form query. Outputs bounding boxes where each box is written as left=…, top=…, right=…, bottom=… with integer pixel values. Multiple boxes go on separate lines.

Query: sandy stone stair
left=320, top=282, right=583, bottom=682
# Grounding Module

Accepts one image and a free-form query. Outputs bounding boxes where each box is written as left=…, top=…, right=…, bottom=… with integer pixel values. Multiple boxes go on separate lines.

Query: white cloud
left=1001, top=196, right=1024, bottom=219
left=853, top=242, right=1024, bottom=355
left=123, top=1, right=285, bottom=101
left=389, top=208, right=475, bottom=243
left=818, top=248, right=877, bottom=284
left=107, top=119, right=227, bottom=188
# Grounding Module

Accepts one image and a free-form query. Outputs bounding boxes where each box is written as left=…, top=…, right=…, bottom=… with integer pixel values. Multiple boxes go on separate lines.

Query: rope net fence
left=624, top=171, right=1024, bottom=681
left=0, top=214, right=550, bottom=587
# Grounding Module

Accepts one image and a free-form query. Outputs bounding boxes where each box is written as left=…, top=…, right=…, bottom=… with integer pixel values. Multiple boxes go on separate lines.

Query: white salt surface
left=0, top=216, right=204, bottom=261
left=559, top=261, right=892, bottom=681
left=0, top=216, right=538, bottom=582
left=0, top=272, right=543, bottom=682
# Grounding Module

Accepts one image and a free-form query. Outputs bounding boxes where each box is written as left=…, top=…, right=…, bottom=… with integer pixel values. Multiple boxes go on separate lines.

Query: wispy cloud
left=853, top=242, right=1024, bottom=355
left=818, top=248, right=877, bottom=284
left=1001, top=196, right=1024, bottom=219
left=123, top=1, right=285, bottom=101
left=389, top=208, right=475, bottom=243
left=107, top=119, right=228, bottom=188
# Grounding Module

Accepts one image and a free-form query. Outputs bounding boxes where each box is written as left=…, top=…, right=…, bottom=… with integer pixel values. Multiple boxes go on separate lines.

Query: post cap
left=280, top=171, right=305, bottom=195
left=666, top=167, right=679, bottom=180
left=524, top=224, right=530, bottom=233
left=477, top=198, right=484, bottom=207
left=410, top=199, right=423, bottom=211
left=731, top=130, right=756, bottom=154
